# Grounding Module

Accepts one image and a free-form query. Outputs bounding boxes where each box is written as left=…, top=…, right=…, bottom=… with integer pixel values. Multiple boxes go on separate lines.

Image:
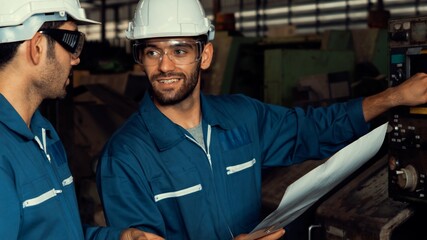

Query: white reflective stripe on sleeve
left=62, top=176, right=73, bottom=186
left=154, top=184, right=202, bottom=202
left=226, top=158, right=256, bottom=175
left=22, top=188, right=63, bottom=208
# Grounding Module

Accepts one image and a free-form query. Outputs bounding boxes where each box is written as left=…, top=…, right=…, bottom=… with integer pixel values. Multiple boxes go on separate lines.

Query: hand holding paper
left=247, top=123, right=389, bottom=240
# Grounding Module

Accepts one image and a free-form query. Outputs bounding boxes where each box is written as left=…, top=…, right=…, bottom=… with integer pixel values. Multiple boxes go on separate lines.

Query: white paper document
left=247, top=122, right=388, bottom=239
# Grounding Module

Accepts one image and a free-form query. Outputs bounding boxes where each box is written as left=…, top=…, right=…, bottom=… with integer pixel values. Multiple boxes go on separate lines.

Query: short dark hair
left=0, top=20, right=65, bottom=69
left=0, top=41, right=24, bottom=70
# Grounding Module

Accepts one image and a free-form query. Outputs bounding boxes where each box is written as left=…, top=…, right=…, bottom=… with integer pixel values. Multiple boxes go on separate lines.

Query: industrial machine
left=388, top=15, right=427, bottom=204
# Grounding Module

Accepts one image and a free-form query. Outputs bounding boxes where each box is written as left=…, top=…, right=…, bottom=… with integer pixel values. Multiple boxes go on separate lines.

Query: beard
left=150, top=69, right=199, bottom=106
left=38, top=53, right=70, bottom=100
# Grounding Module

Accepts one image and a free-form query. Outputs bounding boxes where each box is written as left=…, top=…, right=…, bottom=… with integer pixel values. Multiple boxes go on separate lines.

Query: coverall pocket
left=150, top=167, right=203, bottom=202
left=22, top=176, right=57, bottom=208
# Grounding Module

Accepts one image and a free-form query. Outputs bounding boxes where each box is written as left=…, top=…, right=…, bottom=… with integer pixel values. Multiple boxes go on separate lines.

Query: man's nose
left=158, top=52, right=176, bottom=72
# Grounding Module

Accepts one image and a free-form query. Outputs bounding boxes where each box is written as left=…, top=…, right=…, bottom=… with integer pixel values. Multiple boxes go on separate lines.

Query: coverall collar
left=0, top=94, right=56, bottom=141
left=139, top=93, right=233, bottom=151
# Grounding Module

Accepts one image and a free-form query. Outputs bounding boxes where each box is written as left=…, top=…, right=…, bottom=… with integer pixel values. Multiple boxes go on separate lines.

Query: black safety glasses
left=38, top=29, right=85, bottom=58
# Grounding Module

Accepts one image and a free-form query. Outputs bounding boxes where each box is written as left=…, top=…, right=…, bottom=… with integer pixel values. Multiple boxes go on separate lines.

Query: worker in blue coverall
left=96, top=0, right=427, bottom=239
left=0, top=0, right=164, bottom=239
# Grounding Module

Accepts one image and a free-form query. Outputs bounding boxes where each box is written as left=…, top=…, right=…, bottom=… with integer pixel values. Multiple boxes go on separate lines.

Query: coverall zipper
left=185, top=124, right=235, bottom=239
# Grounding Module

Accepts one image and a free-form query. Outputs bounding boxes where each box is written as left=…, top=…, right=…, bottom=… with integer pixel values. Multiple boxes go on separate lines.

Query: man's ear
left=28, top=32, right=44, bottom=65
left=200, top=42, right=213, bottom=70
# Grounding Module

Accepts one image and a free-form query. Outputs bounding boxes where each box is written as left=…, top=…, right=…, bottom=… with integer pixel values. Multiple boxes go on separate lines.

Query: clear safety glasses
left=39, top=29, right=86, bottom=58
left=132, top=39, right=203, bottom=66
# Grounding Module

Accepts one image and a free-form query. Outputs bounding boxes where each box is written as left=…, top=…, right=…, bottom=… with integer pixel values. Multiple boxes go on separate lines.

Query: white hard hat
left=126, top=0, right=215, bottom=41
left=0, top=0, right=99, bottom=43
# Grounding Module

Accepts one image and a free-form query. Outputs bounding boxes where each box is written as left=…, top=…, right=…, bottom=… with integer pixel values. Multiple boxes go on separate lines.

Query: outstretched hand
left=362, top=72, right=427, bottom=122
left=391, top=72, right=427, bottom=106
left=120, top=228, right=165, bottom=240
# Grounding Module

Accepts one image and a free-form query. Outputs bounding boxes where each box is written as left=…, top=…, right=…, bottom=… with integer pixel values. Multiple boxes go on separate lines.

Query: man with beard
left=96, top=0, right=427, bottom=239
left=0, top=0, right=163, bottom=239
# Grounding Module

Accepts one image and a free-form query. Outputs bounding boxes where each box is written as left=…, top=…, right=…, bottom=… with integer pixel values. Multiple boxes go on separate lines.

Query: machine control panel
left=389, top=16, right=427, bottom=47
left=388, top=16, right=427, bottom=204
left=388, top=112, right=427, bottom=203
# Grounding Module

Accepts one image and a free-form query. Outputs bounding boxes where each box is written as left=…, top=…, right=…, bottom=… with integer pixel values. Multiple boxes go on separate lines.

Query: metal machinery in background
left=261, top=29, right=388, bottom=107
left=388, top=16, right=427, bottom=205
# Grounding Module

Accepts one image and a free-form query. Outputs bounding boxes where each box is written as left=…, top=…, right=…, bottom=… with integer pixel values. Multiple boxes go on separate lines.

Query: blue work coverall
left=0, top=95, right=122, bottom=239
left=97, top=93, right=370, bottom=239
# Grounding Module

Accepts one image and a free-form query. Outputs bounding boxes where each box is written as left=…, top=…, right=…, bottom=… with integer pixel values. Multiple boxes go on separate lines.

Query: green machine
left=208, top=29, right=388, bottom=107
left=264, top=48, right=355, bottom=106
left=263, top=29, right=388, bottom=107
